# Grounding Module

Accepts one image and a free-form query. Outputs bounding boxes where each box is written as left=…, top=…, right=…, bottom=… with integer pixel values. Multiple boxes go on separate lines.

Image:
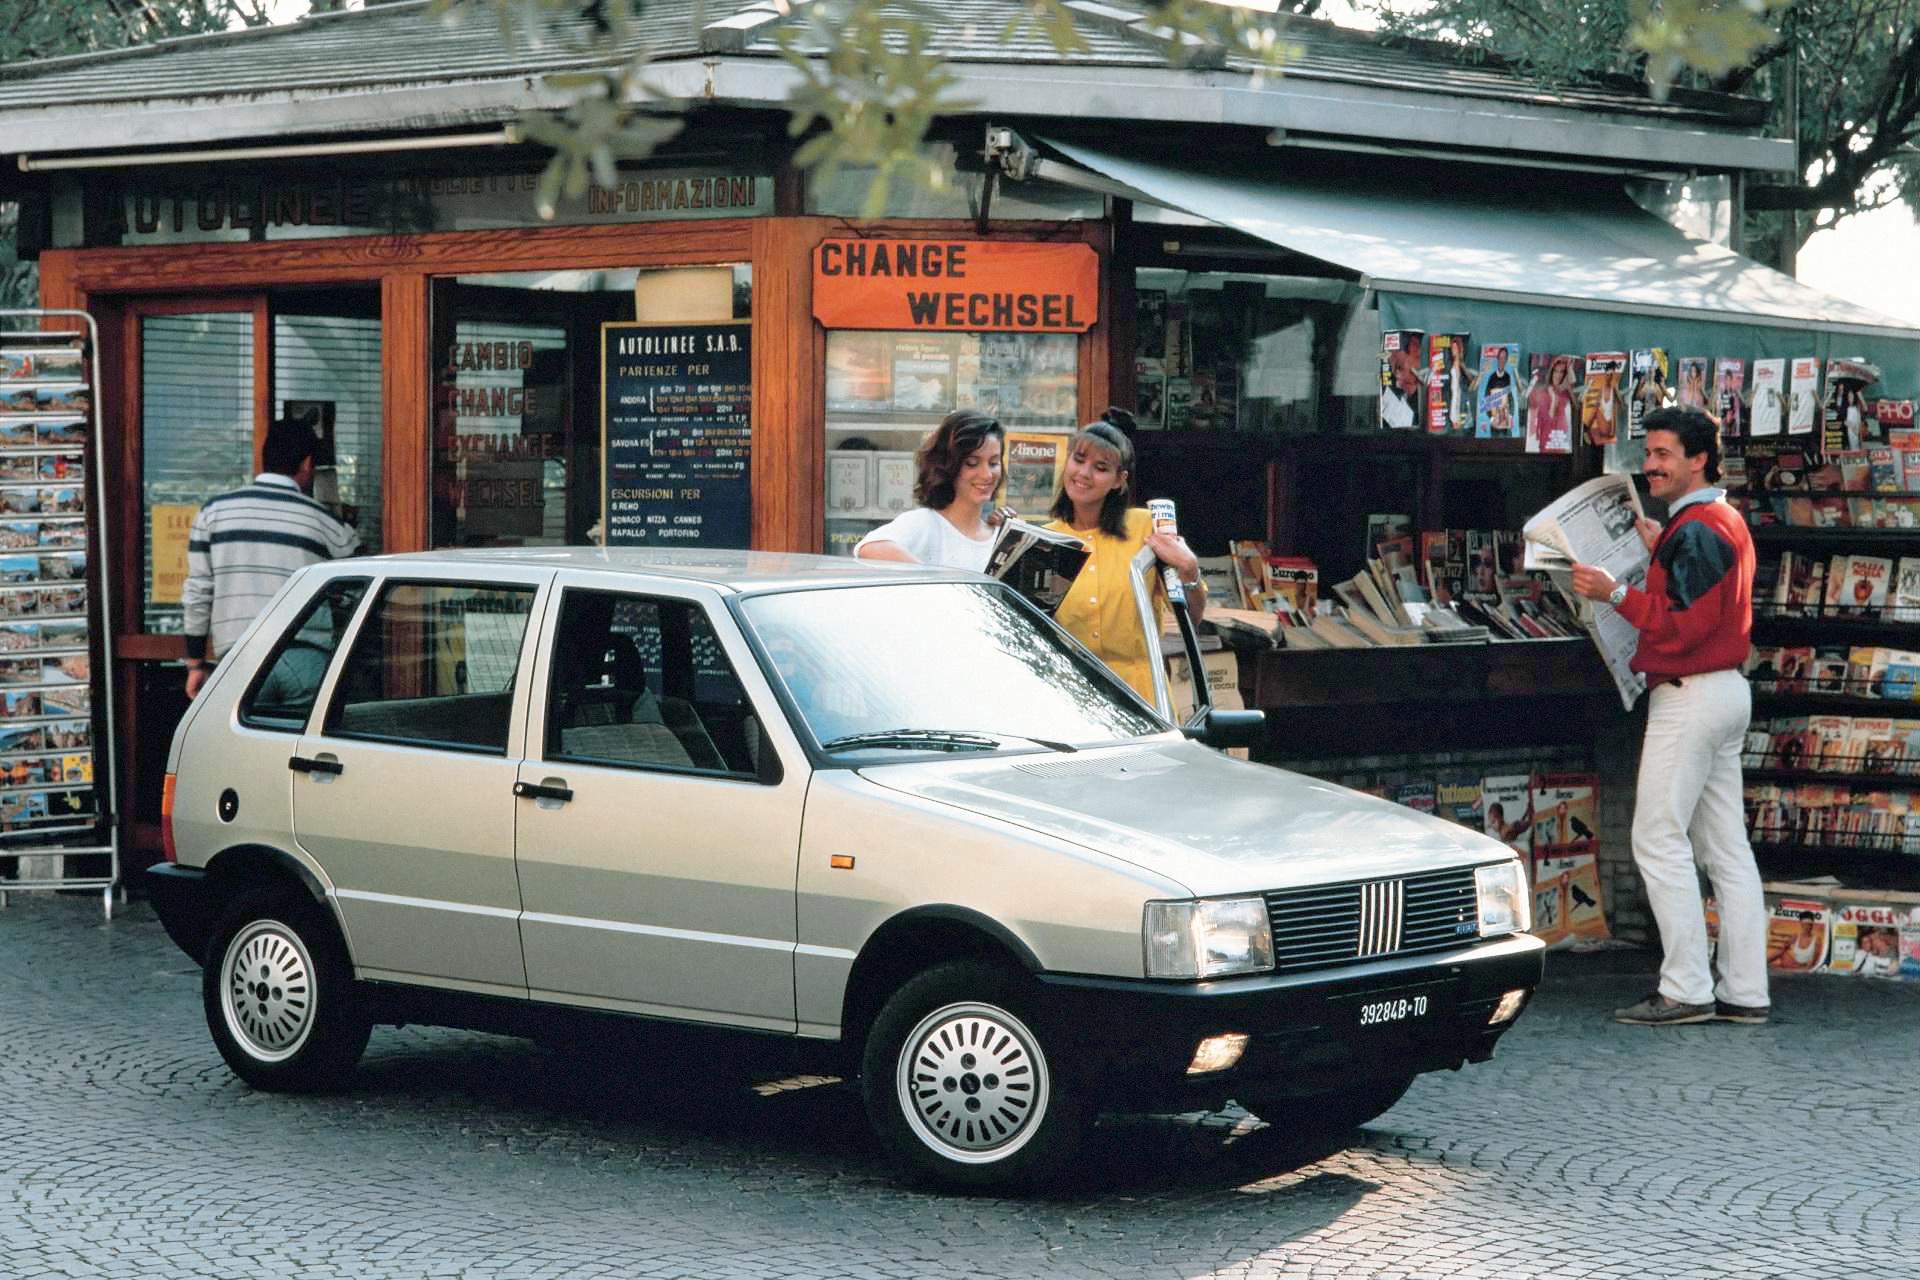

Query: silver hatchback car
left=148, top=549, right=1542, bottom=1188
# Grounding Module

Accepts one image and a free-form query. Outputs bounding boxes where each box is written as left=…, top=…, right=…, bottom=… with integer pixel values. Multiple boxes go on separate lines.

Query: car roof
left=340, top=546, right=982, bottom=594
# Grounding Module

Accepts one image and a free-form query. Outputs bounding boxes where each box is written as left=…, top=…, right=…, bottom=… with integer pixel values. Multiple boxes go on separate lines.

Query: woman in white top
left=854, top=408, right=1005, bottom=572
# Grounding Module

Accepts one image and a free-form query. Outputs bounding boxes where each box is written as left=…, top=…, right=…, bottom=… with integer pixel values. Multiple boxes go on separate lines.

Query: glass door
left=119, top=289, right=383, bottom=846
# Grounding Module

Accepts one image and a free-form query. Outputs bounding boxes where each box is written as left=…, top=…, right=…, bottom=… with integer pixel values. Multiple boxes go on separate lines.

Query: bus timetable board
left=600, top=321, right=752, bottom=549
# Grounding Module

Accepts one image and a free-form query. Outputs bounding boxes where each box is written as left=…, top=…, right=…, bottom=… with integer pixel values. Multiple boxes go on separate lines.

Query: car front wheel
left=203, top=887, right=370, bottom=1093
left=861, top=961, right=1085, bottom=1188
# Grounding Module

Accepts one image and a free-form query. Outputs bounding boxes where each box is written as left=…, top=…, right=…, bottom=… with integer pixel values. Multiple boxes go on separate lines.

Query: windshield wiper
left=820, top=729, right=1002, bottom=753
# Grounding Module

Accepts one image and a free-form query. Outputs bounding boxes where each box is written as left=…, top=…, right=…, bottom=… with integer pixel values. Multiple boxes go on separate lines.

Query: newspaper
left=1522, top=473, right=1650, bottom=710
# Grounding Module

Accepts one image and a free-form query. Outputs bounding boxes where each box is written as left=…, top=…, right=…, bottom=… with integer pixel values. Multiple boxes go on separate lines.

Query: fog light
left=1489, top=988, right=1529, bottom=1024
left=1186, top=1032, right=1249, bottom=1075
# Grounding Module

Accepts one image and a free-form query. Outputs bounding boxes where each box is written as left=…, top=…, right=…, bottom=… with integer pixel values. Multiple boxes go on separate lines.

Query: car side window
left=325, top=581, right=536, bottom=754
left=238, top=577, right=371, bottom=733
left=544, top=589, right=762, bottom=779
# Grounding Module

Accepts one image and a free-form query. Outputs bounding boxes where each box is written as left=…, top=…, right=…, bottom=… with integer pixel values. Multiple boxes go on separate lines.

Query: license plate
left=1356, top=994, right=1432, bottom=1027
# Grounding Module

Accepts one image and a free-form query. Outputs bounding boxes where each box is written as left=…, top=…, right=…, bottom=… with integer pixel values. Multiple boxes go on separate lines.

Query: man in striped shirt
left=183, top=417, right=361, bottom=698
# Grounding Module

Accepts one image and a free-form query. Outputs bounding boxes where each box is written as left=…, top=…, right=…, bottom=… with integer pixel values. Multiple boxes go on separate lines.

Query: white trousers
left=1631, top=668, right=1769, bottom=1008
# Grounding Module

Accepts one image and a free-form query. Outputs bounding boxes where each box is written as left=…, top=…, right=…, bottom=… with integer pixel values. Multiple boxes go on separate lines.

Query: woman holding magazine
left=1043, top=408, right=1206, bottom=702
left=854, top=408, right=1010, bottom=571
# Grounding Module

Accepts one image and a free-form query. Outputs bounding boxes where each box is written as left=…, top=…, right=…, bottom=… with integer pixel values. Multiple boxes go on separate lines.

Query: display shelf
left=1752, top=524, right=1920, bottom=553
left=1240, top=636, right=1610, bottom=709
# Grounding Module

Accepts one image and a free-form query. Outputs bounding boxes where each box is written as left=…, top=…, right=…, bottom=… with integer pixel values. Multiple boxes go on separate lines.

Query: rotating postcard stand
left=0, top=311, right=120, bottom=917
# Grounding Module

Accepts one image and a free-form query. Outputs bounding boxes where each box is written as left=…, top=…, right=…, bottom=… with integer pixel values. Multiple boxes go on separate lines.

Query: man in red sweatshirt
left=1571, top=406, right=1768, bottom=1027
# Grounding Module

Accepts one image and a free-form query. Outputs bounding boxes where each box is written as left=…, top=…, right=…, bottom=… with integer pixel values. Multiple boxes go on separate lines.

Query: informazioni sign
left=811, top=239, right=1099, bottom=333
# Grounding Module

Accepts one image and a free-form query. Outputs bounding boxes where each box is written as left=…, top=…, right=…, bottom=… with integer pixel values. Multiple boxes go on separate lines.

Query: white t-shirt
left=854, top=506, right=995, bottom=572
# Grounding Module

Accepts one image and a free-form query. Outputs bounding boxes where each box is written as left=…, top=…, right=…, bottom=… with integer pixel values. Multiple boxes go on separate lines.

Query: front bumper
left=1033, top=932, right=1545, bottom=1108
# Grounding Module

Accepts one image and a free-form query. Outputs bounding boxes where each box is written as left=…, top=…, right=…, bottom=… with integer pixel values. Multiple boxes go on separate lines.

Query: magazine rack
left=0, top=310, right=119, bottom=917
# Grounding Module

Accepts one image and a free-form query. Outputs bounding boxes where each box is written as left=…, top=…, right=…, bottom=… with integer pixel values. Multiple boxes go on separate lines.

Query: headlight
left=1144, top=897, right=1274, bottom=979
left=1475, top=861, right=1531, bottom=936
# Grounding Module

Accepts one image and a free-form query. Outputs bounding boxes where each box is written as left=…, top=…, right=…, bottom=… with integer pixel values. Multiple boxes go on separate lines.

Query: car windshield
left=740, top=582, right=1164, bottom=755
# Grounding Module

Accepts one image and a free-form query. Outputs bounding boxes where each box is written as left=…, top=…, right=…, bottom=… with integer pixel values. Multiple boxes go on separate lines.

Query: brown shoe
left=1613, top=993, right=1715, bottom=1025
left=1714, top=1001, right=1770, bottom=1025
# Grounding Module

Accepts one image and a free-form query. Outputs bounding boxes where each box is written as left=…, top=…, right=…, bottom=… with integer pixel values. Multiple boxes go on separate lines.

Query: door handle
left=288, top=755, right=344, bottom=776
left=513, top=780, right=573, bottom=803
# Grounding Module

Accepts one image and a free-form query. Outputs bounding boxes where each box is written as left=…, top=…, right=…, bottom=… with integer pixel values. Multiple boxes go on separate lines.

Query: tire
left=1236, top=1074, right=1416, bottom=1135
left=202, top=887, right=370, bottom=1093
left=861, top=960, right=1086, bottom=1189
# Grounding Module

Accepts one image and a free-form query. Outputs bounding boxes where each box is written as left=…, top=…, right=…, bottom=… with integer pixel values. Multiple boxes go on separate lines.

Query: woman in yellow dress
left=1044, top=409, right=1205, bottom=703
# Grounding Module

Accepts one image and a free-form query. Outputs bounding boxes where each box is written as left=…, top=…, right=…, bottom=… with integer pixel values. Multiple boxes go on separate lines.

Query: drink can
left=1147, top=498, right=1178, bottom=536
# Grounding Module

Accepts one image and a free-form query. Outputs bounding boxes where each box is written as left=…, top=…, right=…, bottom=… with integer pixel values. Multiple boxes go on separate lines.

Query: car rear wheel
left=203, top=887, right=370, bottom=1093
left=1236, top=1074, right=1417, bottom=1135
left=861, top=961, right=1085, bottom=1188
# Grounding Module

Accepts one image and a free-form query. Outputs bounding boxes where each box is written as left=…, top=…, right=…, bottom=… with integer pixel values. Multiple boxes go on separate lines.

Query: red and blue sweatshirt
left=1615, top=489, right=1753, bottom=681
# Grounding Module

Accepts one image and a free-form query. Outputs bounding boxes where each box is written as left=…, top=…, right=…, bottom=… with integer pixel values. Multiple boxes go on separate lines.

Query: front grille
left=1265, top=866, right=1481, bottom=973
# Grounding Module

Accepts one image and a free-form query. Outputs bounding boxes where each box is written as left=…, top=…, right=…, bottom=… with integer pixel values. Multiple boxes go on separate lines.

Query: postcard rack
left=0, top=310, right=118, bottom=917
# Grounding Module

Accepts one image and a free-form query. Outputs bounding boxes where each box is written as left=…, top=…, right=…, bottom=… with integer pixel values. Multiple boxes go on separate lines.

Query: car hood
left=857, top=738, right=1515, bottom=897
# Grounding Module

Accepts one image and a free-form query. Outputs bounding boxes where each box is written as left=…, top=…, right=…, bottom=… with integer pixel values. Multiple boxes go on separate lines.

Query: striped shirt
left=182, top=474, right=361, bottom=661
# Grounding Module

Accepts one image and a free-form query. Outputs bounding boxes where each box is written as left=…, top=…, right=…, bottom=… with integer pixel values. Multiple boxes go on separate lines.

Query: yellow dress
left=1045, top=508, right=1167, bottom=703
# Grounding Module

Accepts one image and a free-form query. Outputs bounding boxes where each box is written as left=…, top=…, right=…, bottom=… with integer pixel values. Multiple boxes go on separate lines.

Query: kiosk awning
left=1045, top=138, right=1920, bottom=389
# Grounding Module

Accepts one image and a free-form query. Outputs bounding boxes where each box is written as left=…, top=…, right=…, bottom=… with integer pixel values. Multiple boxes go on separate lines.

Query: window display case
left=822, top=330, right=1078, bottom=553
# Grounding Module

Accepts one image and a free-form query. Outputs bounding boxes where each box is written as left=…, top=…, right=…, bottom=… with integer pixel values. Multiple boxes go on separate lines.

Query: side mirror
left=1181, top=706, right=1266, bottom=751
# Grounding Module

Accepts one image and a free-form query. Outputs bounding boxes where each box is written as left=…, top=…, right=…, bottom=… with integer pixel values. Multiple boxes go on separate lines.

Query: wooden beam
left=382, top=274, right=431, bottom=552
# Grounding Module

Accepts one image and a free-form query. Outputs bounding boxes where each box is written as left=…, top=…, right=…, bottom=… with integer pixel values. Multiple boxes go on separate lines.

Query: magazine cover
left=1885, top=557, right=1920, bottom=624
left=1749, top=359, right=1785, bottom=437
left=1426, top=333, right=1473, bottom=434
left=823, top=331, right=892, bottom=412
left=1135, top=359, right=1166, bottom=428
left=1832, top=554, right=1892, bottom=619
left=1435, top=769, right=1483, bottom=828
left=983, top=518, right=1088, bottom=615
left=1530, top=772, right=1599, bottom=861
left=1228, top=539, right=1272, bottom=610
left=1628, top=347, right=1669, bottom=438
left=1848, top=716, right=1899, bottom=773
left=873, top=452, right=915, bottom=516
left=1807, top=714, right=1852, bottom=771
left=1580, top=352, right=1627, bottom=446
left=1532, top=852, right=1610, bottom=948
left=1766, top=897, right=1830, bottom=972
left=1829, top=903, right=1903, bottom=977
left=1163, top=377, right=1194, bottom=430
left=1001, top=432, right=1065, bottom=517
left=1787, top=357, right=1821, bottom=436
left=1379, top=329, right=1426, bottom=431
left=1481, top=773, right=1532, bottom=856
left=1900, top=905, right=1920, bottom=980
left=1676, top=356, right=1711, bottom=410
left=1822, top=358, right=1880, bottom=454
left=1525, top=354, right=1579, bottom=455
left=1393, top=779, right=1436, bottom=813
left=1809, top=646, right=1851, bottom=696
left=1474, top=343, right=1521, bottom=439
left=1266, top=556, right=1318, bottom=617
left=1135, top=289, right=1168, bottom=360
left=825, top=451, right=872, bottom=515
left=1464, top=530, right=1499, bottom=602
left=1419, top=531, right=1451, bottom=604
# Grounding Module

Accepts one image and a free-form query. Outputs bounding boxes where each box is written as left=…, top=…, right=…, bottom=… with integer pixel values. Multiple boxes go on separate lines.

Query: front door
left=513, top=579, right=806, bottom=1031
left=291, top=573, right=545, bottom=994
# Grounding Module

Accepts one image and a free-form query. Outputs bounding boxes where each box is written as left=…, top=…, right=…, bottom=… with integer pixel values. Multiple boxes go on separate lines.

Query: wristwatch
left=1606, top=582, right=1630, bottom=607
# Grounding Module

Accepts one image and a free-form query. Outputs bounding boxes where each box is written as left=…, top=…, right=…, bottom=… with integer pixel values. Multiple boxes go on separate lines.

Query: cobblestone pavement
left=3, top=892, right=1917, bottom=1280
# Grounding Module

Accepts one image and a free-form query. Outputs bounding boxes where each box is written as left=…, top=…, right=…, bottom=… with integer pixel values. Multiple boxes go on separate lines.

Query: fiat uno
left=147, top=549, right=1541, bottom=1188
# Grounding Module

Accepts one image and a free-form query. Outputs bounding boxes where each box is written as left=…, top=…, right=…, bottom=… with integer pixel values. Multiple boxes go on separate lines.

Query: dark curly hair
left=1642, top=405, right=1722, bottom=483
left=913, top=408, right=1004, bottom=510
left=1049, top=407, right=1136, bottom=538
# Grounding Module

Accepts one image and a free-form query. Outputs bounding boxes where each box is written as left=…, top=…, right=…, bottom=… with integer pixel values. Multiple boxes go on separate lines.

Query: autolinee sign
left=812, top=239, right=1099, bottom=333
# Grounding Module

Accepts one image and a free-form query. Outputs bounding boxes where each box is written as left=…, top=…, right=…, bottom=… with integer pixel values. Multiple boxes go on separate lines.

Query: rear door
left=512, top=576, right=808, bottom=1030
left=291, top=569, right=550, bottom=994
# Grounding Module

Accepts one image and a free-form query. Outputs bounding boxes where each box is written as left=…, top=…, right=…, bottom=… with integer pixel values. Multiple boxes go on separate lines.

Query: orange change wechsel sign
left=812, top=239, right=1100, bottom=333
